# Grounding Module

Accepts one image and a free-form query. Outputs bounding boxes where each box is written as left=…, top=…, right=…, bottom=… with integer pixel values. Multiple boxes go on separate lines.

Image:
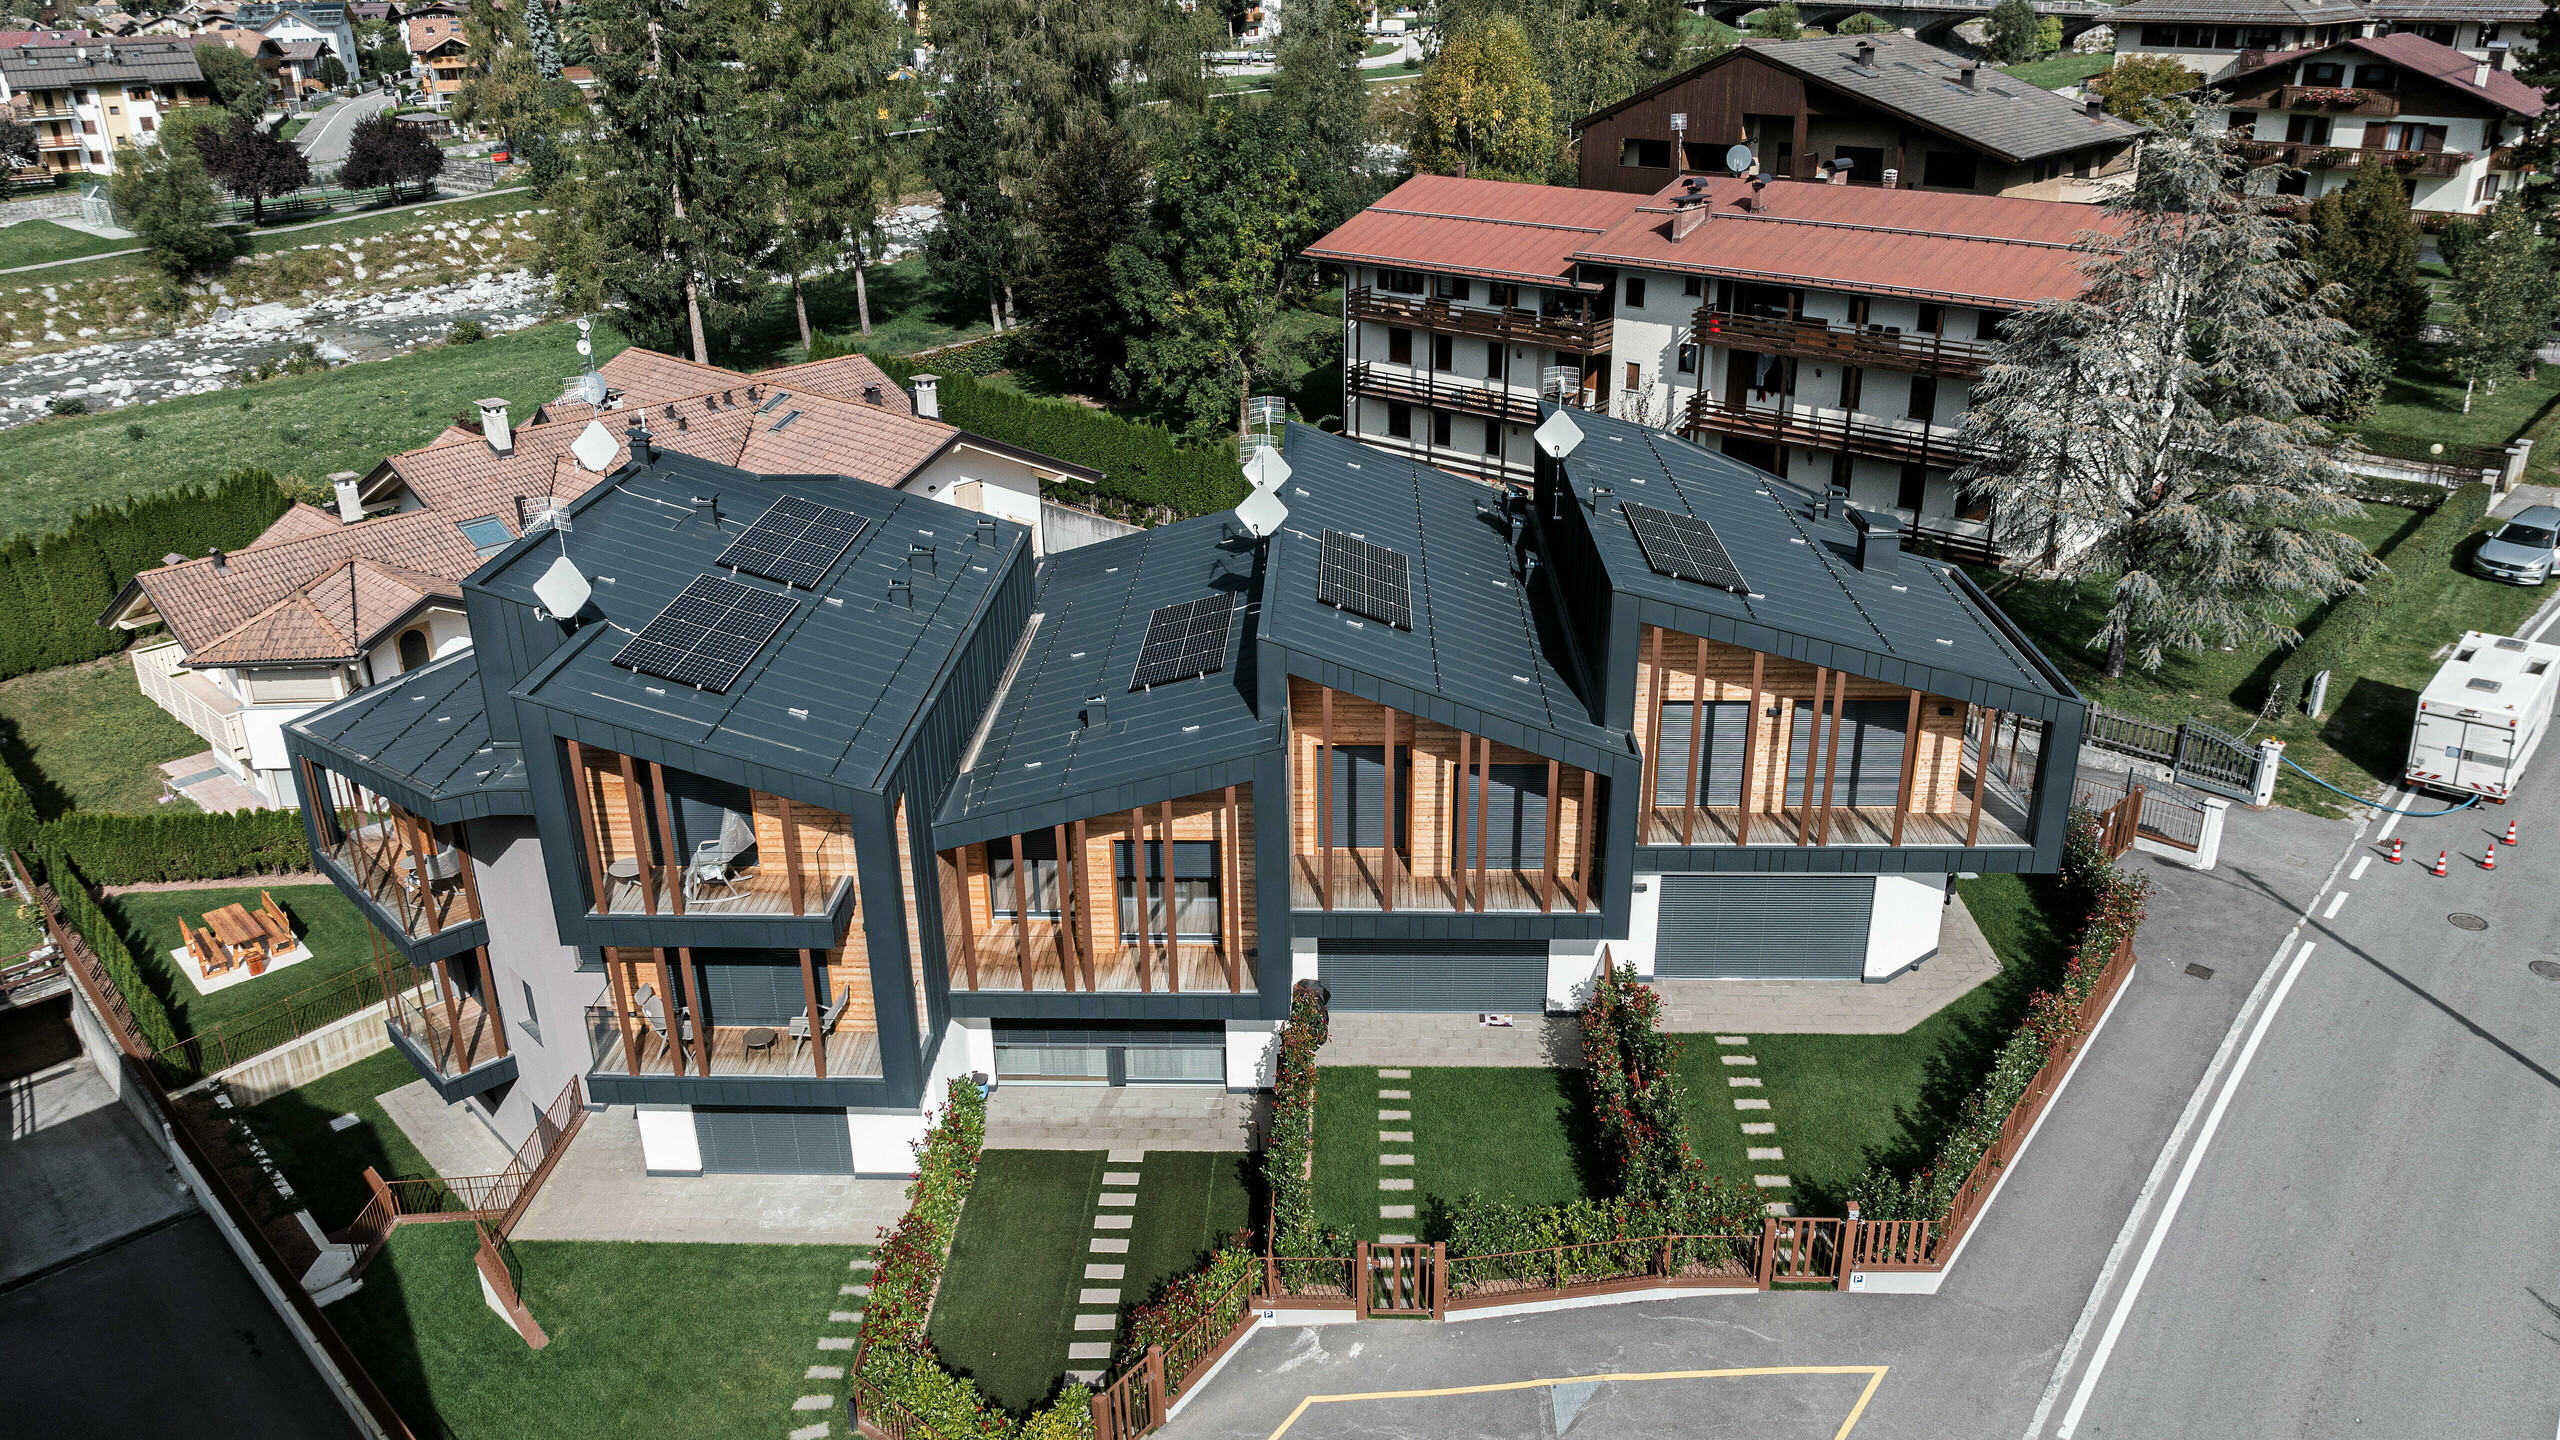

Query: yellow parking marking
left=1261, top=1364, right=1890, bottom=1440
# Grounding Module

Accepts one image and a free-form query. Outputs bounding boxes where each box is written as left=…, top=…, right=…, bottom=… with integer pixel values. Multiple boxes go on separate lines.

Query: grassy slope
left=0, top=219, right=135, bottom=269
left=1999, top=53, right=2114, bottom=89
left=18, top=191, right=537, bottom=286
left=0, top=318, right=632, bottom=538
left=1118, top=1151, right=1252, bottom=1310
left=0, top=654, right=213, bottom=815
left=110, top=882, right=382, bottom=1036
left=245, top=1046, right=440, bottom=1231
left=334, top=1225, right=855, bottom=1440
left=927, top=1149, right=1104, bottom=1415
left=1672, top=873, right=2075, bottom=1215
left=1313, top=1065, right=1602, bottom=1242
left=2360, top=344, right=2560, bottom=457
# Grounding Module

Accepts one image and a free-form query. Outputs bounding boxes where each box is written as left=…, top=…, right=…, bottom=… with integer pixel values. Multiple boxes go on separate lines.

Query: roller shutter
left=694, top=1106, right=855, bottom=1174
left=1784, top=701, right=1910, bottom=808
left=1321, top=939, right=1547, bottom=1012
left=1653, top=875, right=1872, bottom=979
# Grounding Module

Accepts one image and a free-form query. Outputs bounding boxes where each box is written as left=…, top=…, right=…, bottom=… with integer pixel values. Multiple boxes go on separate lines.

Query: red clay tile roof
left=1302, top=174, right=1643, bottom=287
left=250, top=501, right=344, bottom=548
left=145, top=515, right=481, bottom=664
left=2233, top=33, right=2546, bottom=117
left=185, top=558, right=465, bottom=668
left=754, top=352, right=914, bottom=416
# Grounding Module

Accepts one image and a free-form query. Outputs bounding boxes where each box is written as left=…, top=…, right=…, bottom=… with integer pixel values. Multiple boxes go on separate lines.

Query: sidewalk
left=1649, top=890, right=2003, bottom=1035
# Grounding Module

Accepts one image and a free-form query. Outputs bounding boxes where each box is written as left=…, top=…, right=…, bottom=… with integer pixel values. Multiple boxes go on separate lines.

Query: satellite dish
left=576, top=316, right=591, bottom=334
left=531, top=553, right=593, bottom=619
left=1236, top=485, right=1288, bottom=539
left=576, top=338, right=592, bottom=356
left=1242, top=445, right=1291, bottom=493
left=571, top=418, right=618, bottom=473
left=1725, top=143, right=1753, bottom=173
left=1534, top=409, right=1585, bottom=460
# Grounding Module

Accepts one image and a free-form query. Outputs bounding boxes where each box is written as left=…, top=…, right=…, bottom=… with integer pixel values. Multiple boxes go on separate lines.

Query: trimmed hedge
left=0, top=468, right=292, bottom=682
left=2265, top=481, right=2493, bottom=715
left=1264, top=980, right=1337, bottom=1257
left=31, top=836, right=179, bottom=1052
left=37, top=809, right=312, bottom=885
left=1116, top=1247, right=1256, bottom=1382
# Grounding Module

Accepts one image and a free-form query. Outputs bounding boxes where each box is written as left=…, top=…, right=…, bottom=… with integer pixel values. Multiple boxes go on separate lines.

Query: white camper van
left=2406, top=631, right=2560, bottom=802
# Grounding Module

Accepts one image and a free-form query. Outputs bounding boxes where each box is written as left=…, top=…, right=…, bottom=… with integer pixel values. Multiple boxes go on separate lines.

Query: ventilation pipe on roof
left=1958, top=62, right=1978, bottom=90
left=625, top=419, right=653, bottom=465
left=1855, top=40, right=1874, bottom=67
left=330, top=470, right=362, bottom=523
left=910, top=373, right=940, bottom=419
left=1084, top=694, right=1108, bottom=728
left=1850, top=509, right=1900, bottom=574
left=1455, top=160, right=1468, bottom=178
left=477, top=397, right=512, bottom=455
left=1673, top=188, right=1712, bottom=240
left=690, top=493, right=721, bottom=532
left=208, top=546, right=227, bottom=574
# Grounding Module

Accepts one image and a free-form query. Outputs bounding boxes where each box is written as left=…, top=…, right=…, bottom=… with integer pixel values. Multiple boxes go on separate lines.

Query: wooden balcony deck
left=1288, top=852, right=1589, bottom=914
left=963, top=935, right=1251, bottom=994
left=592, top=866, right=853, bottom=918
left=1637, top=803, right=2028, bottom=848
left=1347, top=287, right=1612, bottom=353
left=1698, top=309, right=1996, bottom=377
left=1348, top=363, right=1546, bottom=424
left=1681, top=395, right=1993, bottom=468
left=392, top=990, right=504, bottom=1078
left=591, top=1019, right=884, bottom=1079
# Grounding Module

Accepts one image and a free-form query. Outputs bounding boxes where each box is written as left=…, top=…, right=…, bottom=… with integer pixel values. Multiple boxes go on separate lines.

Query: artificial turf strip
left=244, top=1046, right=441, bottom=1232
left=1312, top=1064, right=1603, bottom=1242
left=925, top=1149, right=1105, bottom=1416
left=1670, top=872, right=2078, bottom=1216
left=332, top=1224, right=859, bottom=1440
left=108, top=882, right=385, bottom=1036
left=1116, top=1151, right=1253, bottom=1312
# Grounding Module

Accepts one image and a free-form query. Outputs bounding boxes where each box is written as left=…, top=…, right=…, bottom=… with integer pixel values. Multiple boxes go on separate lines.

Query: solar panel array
left=612, top=574, right=799, bottom=693
left=1130, top=594, right=1238, bottom=691
left=1315, top=529, right=1413, bottom=630
left=1622, top=502, right=1752, bottom=596
left=715, top=494, right=870, bottom=590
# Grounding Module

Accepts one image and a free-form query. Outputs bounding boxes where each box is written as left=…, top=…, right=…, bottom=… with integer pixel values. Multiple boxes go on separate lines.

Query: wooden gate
left=1359, top=1240, right=1444, bottom=1318
left=1757, top=1217, right=1842, bottom=1288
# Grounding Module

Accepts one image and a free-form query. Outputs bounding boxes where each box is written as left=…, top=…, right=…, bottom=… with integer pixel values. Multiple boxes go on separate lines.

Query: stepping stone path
left=789, top=1255, right=875, bottom=1436
left=1718, top=1037, right=1794, bottom=1216
left=1066, top=1148, right=1149, bottom=1385
left=1377, top=1070, right=1417, bottom=1242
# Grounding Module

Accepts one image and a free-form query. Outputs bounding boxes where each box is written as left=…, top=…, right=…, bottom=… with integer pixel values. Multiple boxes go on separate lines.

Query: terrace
left=586, top=944, right=885, bottom=1080
left=562, top=741, right=855, bottom=919
left=304, top=761, right=485, bottom=940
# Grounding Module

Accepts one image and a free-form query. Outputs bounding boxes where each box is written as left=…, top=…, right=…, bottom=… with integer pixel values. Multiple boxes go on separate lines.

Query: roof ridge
left=1365, top=203, right=1620, bottom=235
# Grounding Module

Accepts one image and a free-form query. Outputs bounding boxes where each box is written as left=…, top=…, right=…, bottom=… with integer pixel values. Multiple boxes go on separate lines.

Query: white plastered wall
left=1225, top=1020, right=1283, bottom=1089
left=1864, top=873, right=1946, bottom=982
left=635, top=1105, right=701, bottom=1175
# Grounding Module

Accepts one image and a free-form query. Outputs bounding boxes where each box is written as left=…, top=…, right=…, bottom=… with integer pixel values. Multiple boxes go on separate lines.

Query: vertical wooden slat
left=605, top=949, right=640, bottom=1076
left=430, top=952, right=464, bottom=1073
left=1817, top=669, right=1849, bottom=847
left=1222, top=786, right=1242, bottom=994
left=1162, top=798, right=1181, bottom=992
left=1684, top=635, right=1708, bottom=845
left=479, top=946, right=508, bottom=1058
left=1318, top=687, right=1335, bottom=913
left=452, top=820, right=485, bottom=925
left=1798, top=669, right=1827, bottom=846
left=1074, top=820, right=1097, bottom=990
left=1452, top=732, right=1473, bottom=912
left=1640, top=626, right=1665, bottom=842
left=1132, top=808, right=1153, bottom=993
left=1891, top=690, right=1923, bottom=846
left=652, top=949, right=682, bottom=1075
left=1475, top=738, right=1491, bottom=913
left=399, top=809, right=441, bottom=931
left=1541, top=758, right=1560, bottom=914
left=1968, top=708, right=1999, bottom=848
left=779, top=793, right=807, bottom=915
left=954, top=847, right=979, bottom=992
left=801, top=947, right=826, bottom=1079
left=1738, top=651, right=1765, bottom=847
left=1380, top=707, right=1398, bottom=914
left=617, top=751, right=654, bottom=915
left=1054, top=823, right=1077, bottom=991
left=1010, top=831, right=1032, bottom=992
left=1576, top=768, right=1596, bottom=914
left=650, top=760, right=684, bottom=916
left=677, top=947, right=705, bottom=1075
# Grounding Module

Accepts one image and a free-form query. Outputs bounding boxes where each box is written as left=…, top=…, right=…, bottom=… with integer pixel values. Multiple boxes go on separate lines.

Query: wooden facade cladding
left=562, top=739, right=856, bottom=917
left=1286, top=678, right=1597, bottom=914
left=1628, top=623, right=2028, bottom=848
left=937, top=785, right=1259, bottom=995
left=1580, top=57, right=1817, bottom=191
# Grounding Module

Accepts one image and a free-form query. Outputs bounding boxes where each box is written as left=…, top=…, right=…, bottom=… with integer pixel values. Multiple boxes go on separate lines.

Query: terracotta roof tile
left=184, top=595, right=354, bottom=667
left=1302, top=174, right=1644, bottom=286
left=249, top=501, right=343, bottom=548
left=754, top=352, right=913, bottom=415
left=136, top=508, right=483, bottom=659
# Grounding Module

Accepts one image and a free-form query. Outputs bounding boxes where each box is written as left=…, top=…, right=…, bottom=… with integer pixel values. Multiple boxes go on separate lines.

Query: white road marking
left=2376, top=787, right=2419, bottom=840
left=2530, top=589, right=2560, bottom=643
left=2323, top=891, right=2348, bottom=919
left=2350, top=856, right=2370, bottom=880
left=2055, top=943, right=2320, bottom=1438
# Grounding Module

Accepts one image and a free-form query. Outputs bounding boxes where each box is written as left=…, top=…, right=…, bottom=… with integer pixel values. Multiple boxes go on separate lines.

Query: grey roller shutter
left=1321, top=939, right=1547, bottom=1012
left=693, top=951, right=821, bottom=1028
left=694, top=1106, right=855, bottom=1174
left=1328, top=745, right=1411, bottom=849
left=1456, top=765, right=1549, bottom=871
left=1654, top=874, right=1873, bottom=979
left=1656, top=701, right=1749, bottom=808
left=1785, top=701, right=1909, bottom=808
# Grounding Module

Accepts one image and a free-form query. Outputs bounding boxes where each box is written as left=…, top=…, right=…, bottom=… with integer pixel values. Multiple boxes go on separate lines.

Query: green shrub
left=38, top=808, right=311, bottom=885
left=1264, top=980, right=1339, bottom=1257
left=2264, top=480, right=2492, bottom=715
left=445, top=318, right=486, bottom=346
left=1116, top=1247, right=1256, bottom=1380
left=30, top=836, right=178, bottom=1052
left=46, top=396, right=87, bottom=417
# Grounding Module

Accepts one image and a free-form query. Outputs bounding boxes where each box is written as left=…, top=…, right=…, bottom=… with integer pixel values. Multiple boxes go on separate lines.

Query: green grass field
left=929, top=1149, right=1106, bottom=1414
left=244, top=1046, right=441, bottom=1231
left=1673, top=873, right=2076, bottom=1215
left=334, top=1224, right=856, bottom=1440
left=2359, top=345, right=2560, bottom=461
left=0, top=219, right=135, bottom=270
left=0, top=655, right=212, bottom=815
left=1999, top=53, right=2115, bottom=90
left=0, top=895, right=44, bottom=962
left=1313, top=1065, right=1603, bottom=1242
left=110, top=881, right=383, bottom=1038
left=1117, top=1150, right=1252, bottom=1309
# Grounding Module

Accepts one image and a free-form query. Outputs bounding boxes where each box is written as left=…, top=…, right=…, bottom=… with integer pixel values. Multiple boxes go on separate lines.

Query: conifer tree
left=2302, top=158, right=2428, bottom=351
left=1273, top=0, right=1373, bottom=227
left=745, top=0, right=898, bottom=349
left=1017, top=116, right=1150, bottom=390
left=923, top=72, right=1022, bottom=335
left=525, top=0, right=563, bottom=78
left=2446, top=191, right=2560, bottom=390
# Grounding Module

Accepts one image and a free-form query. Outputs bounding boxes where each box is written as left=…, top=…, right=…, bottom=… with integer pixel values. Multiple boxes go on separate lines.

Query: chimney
left=2086, top=95, right=2104, bottom=119
left=1083, top=695, right=1109, bottom=728
left=2491, top=41, right=2513, bottom=70
left=1674, top=197, right=1712, bottom=240
left=1455, top=159, right=1468, bottom=178
left=910, top=373, right=940, bottom=419
left=476, top=397, right=511, bottom=454
left=1958, top=63, right=1978, bottom=90
left=208, top=546, right=227, bottom=574
left=1850, top=509, right=1900, bottom=574
left=1855, top=39, right=1874, bottom=67
left=329, top=470, right=361, bottom=523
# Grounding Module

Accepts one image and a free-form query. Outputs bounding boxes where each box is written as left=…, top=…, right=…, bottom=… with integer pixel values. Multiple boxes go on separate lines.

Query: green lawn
left=0, top=219, right=134, bottom=269
left=928, top=1149, right=1105, bottom=1414
left=110, top=881, right=385, bottom=1038
left=334, top=1224, right=856, bottom=1440
left=0, top=317, right=630, bottom=539
left=0, top=655, right=212, bottom=816
left=1673, top=873, right=2076, bottom=1216
left=1999, top=53, right=2115, bottom=90
left=0, top=895, right=45, bottom=962
left=1313, top=1065, right=1602, bottom=1242
left=788, top=254, right=1001, bottom=369
left=1117, top=1151, right=1252, bottom=1311
left=2358, top=344, right=2560, bottom=462
left=244, top=1046, right=440, bottom=1231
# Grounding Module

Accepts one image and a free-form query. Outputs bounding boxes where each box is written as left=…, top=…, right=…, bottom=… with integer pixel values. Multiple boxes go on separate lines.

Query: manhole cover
left=2531, top=961, right=2560, bottom=981
left=2184, top=963, right=2215, bottom=980
left=2450, top=914, right=2490, bottom=931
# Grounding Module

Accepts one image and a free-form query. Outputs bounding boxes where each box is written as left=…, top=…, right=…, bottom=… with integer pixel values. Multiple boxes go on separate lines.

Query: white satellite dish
left=576, top=338, right=592, bottom=357
left=1534, top=409, right=1585, bottom=460
left=531, top=553, right=593, bottom=619
left=1242, top=445, right=1291, bottom=493
left=571, top=418, right=618, bottom=473
left=1235, top=485, right=1288, bottom=539
left=1725, top=143, right=1753, bottom=173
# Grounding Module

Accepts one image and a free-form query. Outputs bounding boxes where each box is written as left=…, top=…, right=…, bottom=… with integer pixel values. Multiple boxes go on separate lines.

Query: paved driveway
left=294, top=89, right=395, bottom=166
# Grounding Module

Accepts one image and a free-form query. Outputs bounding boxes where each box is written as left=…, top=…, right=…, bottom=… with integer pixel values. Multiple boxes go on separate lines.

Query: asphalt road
left=294, top=89, right=396, bottom=166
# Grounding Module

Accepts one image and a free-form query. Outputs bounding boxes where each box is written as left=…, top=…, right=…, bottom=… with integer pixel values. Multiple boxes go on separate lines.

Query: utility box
left=2406, top=630, right=2560, bottom=802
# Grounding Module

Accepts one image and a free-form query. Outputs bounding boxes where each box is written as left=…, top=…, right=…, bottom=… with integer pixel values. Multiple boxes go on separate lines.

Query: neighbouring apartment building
left=402, top=0, right=467, bottom=107
left=2111, top=0, right=2540, bottom=82
left=278, top=406, right=2081, bottom=1176
left=1303, top=172, right=2116, bottom=557
left=101, top=347, right=1119, bottom=809
left=2214, top=31, right=2544, bottom=214
left=0, top=39, right=211, bottom=176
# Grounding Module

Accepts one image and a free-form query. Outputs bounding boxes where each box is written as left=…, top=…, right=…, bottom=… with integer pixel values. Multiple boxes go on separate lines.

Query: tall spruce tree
left=746, top=0, right=898, bottom=349
left=924, top=72, right=1023, bottom=334
left=2446, top=191, right=2560, bottom=389
left=2302, top=158, right=2428, bottom=351
left=1959, top=107, right=2374, bottom=678
left=1017, top=116, right=1151, bottom=391
left=524, top=0, right=563, bottom=77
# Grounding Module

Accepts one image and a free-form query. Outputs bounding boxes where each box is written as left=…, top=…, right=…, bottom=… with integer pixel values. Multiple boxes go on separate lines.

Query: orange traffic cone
left=2388, top=838, right=2405, bottom=864
left=2503, top=820, right=2518, bottom=846
left=2483, top=846, right=2497, bottom=871
left=2433, top=850, right=2450, bottom=876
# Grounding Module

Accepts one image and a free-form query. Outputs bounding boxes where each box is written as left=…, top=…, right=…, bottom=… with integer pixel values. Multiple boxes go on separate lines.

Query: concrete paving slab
left=983, top=1088, right=1258, bottom=1151
left=376, top=1077, right=513, bottom=1179
left=1, top=1059, right=195, bottom=1285
left=1317, top=1013, right=1586, bottom=1068
left=508, top=1105, right=907, bottom=1244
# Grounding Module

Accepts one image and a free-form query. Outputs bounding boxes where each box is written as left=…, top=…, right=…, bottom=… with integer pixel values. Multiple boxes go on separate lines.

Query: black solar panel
left=1129, top=594, right=1238, bottom=691
left=611, top=574, right=799, bottom=693
left=1315, top=530, right=1413, bottom=631
left=1622, top=502, right=1752, bottom=596
left=716, top=494, right=870, bottom=590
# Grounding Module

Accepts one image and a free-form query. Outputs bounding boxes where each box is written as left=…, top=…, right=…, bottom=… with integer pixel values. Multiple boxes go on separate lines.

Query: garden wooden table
left=203, top=903, right=272, bottom=969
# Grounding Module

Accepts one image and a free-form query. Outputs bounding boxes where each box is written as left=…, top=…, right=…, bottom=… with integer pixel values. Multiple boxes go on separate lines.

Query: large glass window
left=1785, top=700, right=1910, bottom=807
left=1116, top=839, right=1219, bottom=940
left=987, top=830, right=1060, bottom=917
left=1456, top=764, right=1550, bottom=870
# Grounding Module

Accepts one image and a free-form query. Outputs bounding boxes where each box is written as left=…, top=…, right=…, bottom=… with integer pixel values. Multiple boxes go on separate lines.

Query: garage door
left=1654, top=875, right=1872, bottom=979
left=694, top=1106, right=855, bottom=1175
left=1320, top=940, right=1547, bottom=1012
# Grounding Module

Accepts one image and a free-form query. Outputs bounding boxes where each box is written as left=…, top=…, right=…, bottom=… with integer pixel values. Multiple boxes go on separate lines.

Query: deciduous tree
left=2446, top=192, right=2560, bottom=389
left=194, top=113, right=309, bottom=225
left=2302, top=158, right=2427, bottom=351
left=1983, top=0, right=2039, bottom=63
left=2087, top=53, right=2194, bottom=118
left=339, top=110, right=445, bottom=201
left=1747, top=2, right=1801, bottom=41
left=111, top=120, right=233, bottom=283
left=1410, top=14, right=1554, bottom=182
left=192, top=41, right=270, bottom=120
left=1273, top=0, right=1373, bottom=226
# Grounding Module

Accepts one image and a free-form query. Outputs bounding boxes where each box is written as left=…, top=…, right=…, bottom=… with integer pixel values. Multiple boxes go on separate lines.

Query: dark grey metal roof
left=0, top=39, right=202, bottom=86
left=1261, top=424, right=1623, bottom=769
left=1745, top=34, right=2144, bottom=164
left=287, top=651, right=529, bottom=821
left=934, top=513, right=1273, bottom=846
left=1552, top=407, right=2080, bottom=720
left=487, top=449, right=1025, bottom=798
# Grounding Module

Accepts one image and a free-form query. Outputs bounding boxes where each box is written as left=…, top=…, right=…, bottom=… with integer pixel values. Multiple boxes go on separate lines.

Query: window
left=1433, top=275, right=1470, bottom=301
left=397, top=627, right=431, bottom=672
left=1784, top=700, right=1910, bottom=807
left=1115, top=840, right=1218, bottom=941
left=1625, top=361, right=1642, bottom=393
left=987, top=830, right=1061, bottom=917
left=1655, top=702, right=1751, bottom=806
left=519, top=981, right=541, bottom=1043
left=1907, top=375, right=1939, bottom=423
left=2226, top=111, right=2257, bottom=137
left=2353, top=64, right=2395, bottom=89
left=1624, top=276, right=1646, bottom=309
left=1620, top=136, right=1673, bottom=168
left=2481, top=24, right=2502, bottom=44
left=1484, top=340, right=1502, bottom=379
left=1676, top=343, right=1698, bottom=375
left=1455, top=764, right=1551, bottom=870
left=1838, top=366, right=1863, bottom=410
left=1387, top=327, right=1413, bottom=365
left=1379, top=268, right=1427, bottom=295
left=1833, top=145, right=1885, bottom=184
left=1432, top=333, right=1454, bottom=371
left=1917, top=304, right=1945, bottom=335
left=1431, top=410, right=1452, bottom=447
left=79, top=119, right=96, bottom=134
left=1897, top=463, right=1926, bottom=511
left=138, top=115, right=153, bottom=132
left=1484, top=417, right=1502, bottom=455
left=1388, top=402, right=1412, bottom=439
left=106, top=105, right=119, bottom=116
left=1975, top=310, right=2008, bottom=341
left=1489, top=282, right=1517, bottom=308
left=458, top=513, right=514, bottom=554
left=2477, top=172, right=2504, bottom=205
left=1683, top=275, right=1703, bottom=297
left=2404, top=24, right=2452, bottom=46
left=2302, top=62, right=2342, bottom=85
left=1921, top=151, right=1977, bottom=189
left=2286, top=114, right=2331, bottom=144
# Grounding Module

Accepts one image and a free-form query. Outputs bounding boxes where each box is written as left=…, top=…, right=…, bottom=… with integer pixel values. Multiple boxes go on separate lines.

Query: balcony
left=2236, top=140, right=2467, bottom=178
left=131, top=640, right=249, bottom=762
left=33, top=133, right=81, bottom=151
left=586, top=947, right=884, bottom=1079
left=307, top=765, right=482, bottom=941
left=1347, top=287, right=1612, bottom=354
left=1680, top=394, right=1993, bottom=468
left=2275, top=84, right=2399, bottom=116
left=1349, top=362, right=1546, bottom=426
left=566, top=740, right=855, bottom=919
left=1696, top=308, right=1995, bottom=378
left=385, top=969, right=516, bottom=1099
left=585, top=1006, right=884, bottom=1079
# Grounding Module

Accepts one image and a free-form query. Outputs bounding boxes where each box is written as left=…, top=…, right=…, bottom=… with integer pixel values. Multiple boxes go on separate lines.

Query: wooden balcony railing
left=1347, top=287, right=1612, bottom=353
left=1347, top=362, right=1545, bottom=424
left=2275, top=84, right=2399, bottom=116
left=33, top=133, right=81, bottom=151
left=1680, top=394, right=1994, bottom=468
left=1696, top=308, right=1996, bottom=377
left=2237, top=140, right=2466, bottom=178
